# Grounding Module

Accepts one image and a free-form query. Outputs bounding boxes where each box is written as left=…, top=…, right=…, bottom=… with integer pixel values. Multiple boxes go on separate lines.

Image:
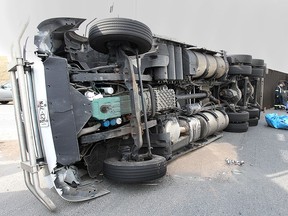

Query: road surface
left=0, top=104, right=287, bottom=216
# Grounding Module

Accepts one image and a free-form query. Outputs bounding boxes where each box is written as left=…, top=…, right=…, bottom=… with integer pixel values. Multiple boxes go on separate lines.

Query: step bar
left=9, top=21, right=56, bottom=211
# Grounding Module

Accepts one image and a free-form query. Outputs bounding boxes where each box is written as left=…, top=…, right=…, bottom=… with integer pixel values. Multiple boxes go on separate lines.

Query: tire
left=103, top=155, right=167, bottom=183
left=227, top=55, right=252, bottom=65
left=0, top=101, right=9, bottom=104
left=88, top=18, right=153, bottom=55
left=248, top=117, right=259, bottom=126
left=250, top=104, right=261, bottom=117
left=251, top=59, right=265, bottom=67
left=227, top=111, right=249, bottom=123
left=249, top=68, right=264, bottom=77
left=224, top=122, right=249, bottom=133
left=259, top=65, right=267, bottom=72
left=245, top=107, right=260, bottom=118
left=228, top=65, right=252, bottom=75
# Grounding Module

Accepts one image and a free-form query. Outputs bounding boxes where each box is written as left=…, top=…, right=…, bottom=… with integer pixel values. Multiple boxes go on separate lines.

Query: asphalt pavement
left=0, top=104, right=288, bottom=216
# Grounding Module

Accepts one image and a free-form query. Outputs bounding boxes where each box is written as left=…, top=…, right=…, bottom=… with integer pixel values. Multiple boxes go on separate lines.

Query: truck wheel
left=251, top=59, right=265, bottom=67
left=88, top=17, right=153, bottom=55
left=250, top=104, right=261, bottom=118
left=249, top=68, right=264, bottom=77
left=227, top=55, right=252, bottom=65
left=228, top=65, right=252, bottom=75
left=245, top=107, right=260, bottom=118
left=227, top=111, right=249, bottom=123
left=103, top=155, right=167, bottom=183
left=224, top=122, right=249, bottom=133
left=248, top=117, right=259, bottom=126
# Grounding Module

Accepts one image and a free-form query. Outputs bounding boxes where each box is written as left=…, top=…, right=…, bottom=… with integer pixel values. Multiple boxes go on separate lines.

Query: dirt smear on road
left=0, top=139, right=239, bottom=180
left=167, top=142, right=238, bottom=179
left=0, top=140, right=20, bottom=160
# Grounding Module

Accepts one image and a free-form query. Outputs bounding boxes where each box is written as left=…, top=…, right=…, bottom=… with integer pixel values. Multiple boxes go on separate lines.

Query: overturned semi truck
left=10, top=17, right=266, bottom=211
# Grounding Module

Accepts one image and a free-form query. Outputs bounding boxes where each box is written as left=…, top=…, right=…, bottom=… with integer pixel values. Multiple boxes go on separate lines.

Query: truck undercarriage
left=10, top=17, right=266, bottom=211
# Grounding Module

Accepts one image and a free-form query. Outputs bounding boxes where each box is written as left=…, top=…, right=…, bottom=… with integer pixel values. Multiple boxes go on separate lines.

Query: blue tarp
left=265, top=113, right=288, bottom=129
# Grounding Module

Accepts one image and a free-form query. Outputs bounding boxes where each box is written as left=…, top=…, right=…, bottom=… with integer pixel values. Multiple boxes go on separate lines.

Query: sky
left=0, top=0, right=288, bottom=73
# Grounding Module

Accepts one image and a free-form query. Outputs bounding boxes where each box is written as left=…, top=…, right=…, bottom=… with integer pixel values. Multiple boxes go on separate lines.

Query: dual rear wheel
left=225, top=107, right=261, bottom=132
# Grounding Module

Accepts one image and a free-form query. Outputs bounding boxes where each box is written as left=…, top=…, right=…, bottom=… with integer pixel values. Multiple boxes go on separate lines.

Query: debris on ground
left=225, top=158, right=244, bottom=166
left=231, top=169, right=242, bottom=175
left=265, top=113, right=288, bottom=129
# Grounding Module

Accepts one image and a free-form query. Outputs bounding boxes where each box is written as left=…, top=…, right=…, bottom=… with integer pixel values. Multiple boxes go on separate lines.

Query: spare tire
left=103, top=155, right=167, bottom=183
left=88, top=17, right=153, bottom=54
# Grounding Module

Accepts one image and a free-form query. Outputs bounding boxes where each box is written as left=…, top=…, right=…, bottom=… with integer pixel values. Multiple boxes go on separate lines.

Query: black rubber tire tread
left=248, top=117, right=259, bottom=127
left=227, top=55, right=252, bottom=65
left=0, top=101, right=9, bottom=104
left=224, top=122, right=249, bottom=133
left=251, top=59, right=265, bottom=67
left=259, top=65, right=267, bottom=71
left=245, top=107, right=260, bottom=118
left=88, top=18, right=153, bottom=54
left=227, top=111, right=249, bottom=123
left=228, top=65, right=252, bottom=75
left=249, top=68, right=264, bottom=77
left=103, top=155, right=167, bottom=183
left=250, top=104, right=261, bottom=118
